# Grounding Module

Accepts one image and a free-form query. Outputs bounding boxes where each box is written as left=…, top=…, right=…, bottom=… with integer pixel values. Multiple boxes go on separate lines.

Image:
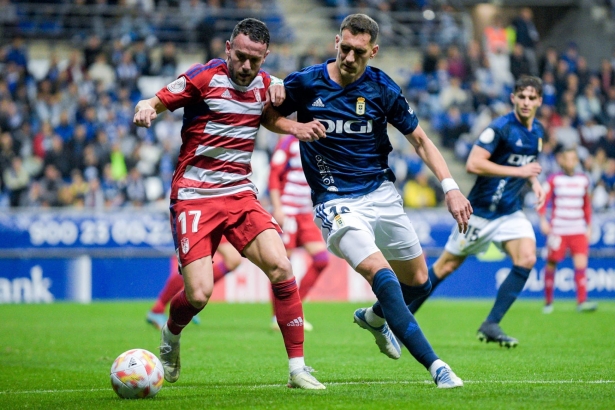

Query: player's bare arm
left=528, top=176, right=546, bottom=209
left=134, top=96, right=168, bottom=128
left=405, top=124, right=472, bottom=233
left=261, top=104, right=327, bottom=142
left=466, top=145, right=542, bottom=178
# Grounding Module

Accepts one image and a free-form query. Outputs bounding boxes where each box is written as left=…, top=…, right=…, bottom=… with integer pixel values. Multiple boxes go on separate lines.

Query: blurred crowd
left=1, top=5, right=615, bottom=213
left=399, top=7, right=615, bottom=212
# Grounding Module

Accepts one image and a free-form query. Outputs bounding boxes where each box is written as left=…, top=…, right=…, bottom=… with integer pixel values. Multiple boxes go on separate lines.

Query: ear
left=509, top=93, right=515, bottom=105
left=370, top=44, right=379, bottom=59
left=263, top=48, right=270, bottom=62
left=225, top=40, right=231, bottom=58
left=334, top=35, right=340, bottom=50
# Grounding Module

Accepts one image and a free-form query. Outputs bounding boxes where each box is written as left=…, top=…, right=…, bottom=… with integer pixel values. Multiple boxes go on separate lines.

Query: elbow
left=465, top=161, right=477, bottom=175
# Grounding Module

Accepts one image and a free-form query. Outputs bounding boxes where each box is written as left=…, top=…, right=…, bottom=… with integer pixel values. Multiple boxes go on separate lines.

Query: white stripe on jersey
left=204, top=121, right=258, bottom=139
left=205, top=98, right=264, bottom=116
left=552, top=218, right=586, bottom=228
left=195, top=145, right=252, bottom=164
left=183, top=165, right=252, bottom=185
left=287, top=170, right=308, bottom=184
left=553, top=208, right=585, bottom=219
left=554, top=185, right=586, bottom=197
left=177, top=184, right=257, bottom=200
left=554, top=197, right=584, bottom=208
left=283, top=181, right=312, bottom=196
left=208, top=74, right=264, bottom=91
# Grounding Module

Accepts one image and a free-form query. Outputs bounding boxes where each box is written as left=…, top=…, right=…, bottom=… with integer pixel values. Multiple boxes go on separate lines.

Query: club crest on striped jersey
left=167, top=77, right=186, bottom=94
left=181, top=237, right=189, bottom=254
left=356, top=97, right=366, bottom=115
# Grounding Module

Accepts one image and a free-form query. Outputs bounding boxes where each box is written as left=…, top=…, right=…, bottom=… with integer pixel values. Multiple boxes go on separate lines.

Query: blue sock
left=372, top=267, right=436, bottom=317
left=486, top=265, right=531, bottom=323
left=408, top=266, right=440, bottom=314
left=371, top=268, right=438, bottom=369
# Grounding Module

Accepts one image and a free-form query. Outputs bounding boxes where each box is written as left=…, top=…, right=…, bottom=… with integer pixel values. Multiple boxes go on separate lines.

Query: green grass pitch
left=1, top=300, right=613, bottom=409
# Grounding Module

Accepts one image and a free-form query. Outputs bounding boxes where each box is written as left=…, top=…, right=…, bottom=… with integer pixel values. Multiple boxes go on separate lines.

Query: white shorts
left=444, top=210, right=536, bottom=256
left=313, top=181, right=422, bottom=269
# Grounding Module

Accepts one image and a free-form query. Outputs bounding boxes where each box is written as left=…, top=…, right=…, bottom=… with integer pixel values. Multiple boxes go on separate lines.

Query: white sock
left=289, top=357, right=305, bottom=373
left=428, top=359, right=447, bottom=377
left=365, top=307, right=386, bottom=327
left=162, top=325, right=181, bottom=342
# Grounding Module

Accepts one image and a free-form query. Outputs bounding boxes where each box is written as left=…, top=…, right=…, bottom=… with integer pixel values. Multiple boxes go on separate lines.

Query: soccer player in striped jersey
left=268, top=135, right=329, bottom=331
left=133, top=18, right=326, bottom=389
left=263, top=14, right=472, bottom=388
left=538, top=147, right=597, bottom=313
left=408, top=76, right=547, bottom=348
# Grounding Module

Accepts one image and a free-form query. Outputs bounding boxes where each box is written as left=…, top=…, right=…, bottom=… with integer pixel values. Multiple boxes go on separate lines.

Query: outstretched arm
left=466, top=145, right=542, bottom=179
left=134, top=96, right=168, bottom=128
left=261, top=104, right=327, bottom=142
left=405, top=124, right=473, bottom=233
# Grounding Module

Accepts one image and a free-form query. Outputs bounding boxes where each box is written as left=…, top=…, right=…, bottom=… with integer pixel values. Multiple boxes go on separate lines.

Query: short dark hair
left=231, top=18, right=270, bottom=47
left=514, top=75, right=543, bottom=96
left=340, top=14, right=379, bottom=44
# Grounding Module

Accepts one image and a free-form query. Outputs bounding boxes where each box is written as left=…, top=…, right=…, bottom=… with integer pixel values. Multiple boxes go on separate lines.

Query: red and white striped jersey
left=268, top=135, right=312, bottom=215
left=156, top=59, right=270, bottom=200
left=539, top=172, right=591, bottom=236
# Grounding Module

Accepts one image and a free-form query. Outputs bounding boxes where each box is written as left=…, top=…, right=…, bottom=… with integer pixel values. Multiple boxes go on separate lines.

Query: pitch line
left=1, top=380, right=614, bottom=395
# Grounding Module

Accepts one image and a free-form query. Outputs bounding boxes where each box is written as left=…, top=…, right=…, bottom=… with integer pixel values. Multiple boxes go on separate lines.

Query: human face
left=511, top=86, right=542, bottom=126
left=558, top=150, right=579, bottom=175
left=335, top=29, right=378, bottom=85
left=226, top=33, right=269, bottom=86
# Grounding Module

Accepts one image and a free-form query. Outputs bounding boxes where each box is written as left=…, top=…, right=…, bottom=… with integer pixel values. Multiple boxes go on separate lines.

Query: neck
left=327, top=62, right=362, bottom=87
left=514, top=111, right=533, bottom=130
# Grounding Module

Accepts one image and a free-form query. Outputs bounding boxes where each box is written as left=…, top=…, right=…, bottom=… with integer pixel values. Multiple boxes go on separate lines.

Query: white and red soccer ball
left=110, top=349, right=164, bottom=399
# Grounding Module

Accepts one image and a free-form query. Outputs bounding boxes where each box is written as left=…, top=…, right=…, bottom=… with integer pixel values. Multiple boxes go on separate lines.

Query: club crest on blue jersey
left=356, top=97, right=366, bottom=115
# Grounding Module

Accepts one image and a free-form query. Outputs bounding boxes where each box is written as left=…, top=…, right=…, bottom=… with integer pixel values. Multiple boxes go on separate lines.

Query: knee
left=184, top=286, right=212, bottom=309
left=515, top=253, right=536, bottom=270
left=268, top=256, right=293, bottom=284
left=312, top=251, right=329, bottom=272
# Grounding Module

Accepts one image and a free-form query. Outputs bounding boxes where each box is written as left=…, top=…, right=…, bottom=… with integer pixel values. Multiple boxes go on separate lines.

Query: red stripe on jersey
left=206, top=111, right=261, bottom=128
left=198, top=134, right=257, bottom=151
left=208, top=86, right=266, bottom=104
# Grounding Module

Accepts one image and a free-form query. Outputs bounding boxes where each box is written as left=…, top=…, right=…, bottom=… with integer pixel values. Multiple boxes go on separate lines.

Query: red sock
left=574, top=268, right=587, bottom=304
left=167, top=290, right=203, bottom=335
left=152, top=265, right=185, bottom=314
left=299, top=251, right=329, bottom=300
left=544, top=265, right=555, bottom=305
left=212, top=261, right=230, bottom=283
left=271, top=278, right=304, bottom=358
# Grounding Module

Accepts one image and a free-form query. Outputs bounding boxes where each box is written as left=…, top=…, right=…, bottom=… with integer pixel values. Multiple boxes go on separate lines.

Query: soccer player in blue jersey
left=262, top=14, right=472, bottom=388
left=407, top=75, right=546, bottom=348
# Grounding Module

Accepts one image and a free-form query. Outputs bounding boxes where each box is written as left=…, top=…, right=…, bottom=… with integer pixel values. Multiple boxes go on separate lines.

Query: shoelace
left=159, top=343, right=173, bottom=355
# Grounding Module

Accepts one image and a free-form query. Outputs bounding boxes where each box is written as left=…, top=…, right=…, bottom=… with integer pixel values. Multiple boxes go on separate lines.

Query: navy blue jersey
left=468, top=112, right=544, bottom=219
left=276, top=60, right=418, bottom=205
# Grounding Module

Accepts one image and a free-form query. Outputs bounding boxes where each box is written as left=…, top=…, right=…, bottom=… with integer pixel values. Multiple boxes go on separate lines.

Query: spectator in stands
left=512, top=7, right=539, bottom=76
left=403, top=170, right=438, bottom=208
left=68, top=168, right=89, bottom=206
left=539, top=45, right=559, bottom=77
left=44, top=135, right=71, bottom=179
left=3, top=155, right=29, bottom=207
left=83, top=35, right=103, bottom=70
left=116, top=50, right=139, bottom=91
left=446, top=44, right=467, bottom=82
left=124, top=167, right=146, bottom=207
left=439, top=76, right=471, bottom=113
left=440, top=105, right=470, bottom=149
left=158, top=42, right=178, bottom=77
left=575, top=56, right=591, bottom=92
left=88, top=53, right=116, bottom=92
left=580, top=118, right=608, bottom=153
left=541, top=71, right=557, bottom=107
left=510, top=43, right=531, bottom=80
left=561, top=42, right=580, bottom=74
left=84, top=176, right=105, bottom=210
left=553, top=115, right=580, bottom=149
left=576, top=84, right=603, bottom=124
left=483, top=15, right=509, bottom=57
left=599, top=58, right=615, bottom=97
left=603, top=87, right=615, bottom=127
left=39, top=164, right=63, bottom=207
left=422, top=42, right=440, bottom=76
left=596, top=127, right=615, bottom=159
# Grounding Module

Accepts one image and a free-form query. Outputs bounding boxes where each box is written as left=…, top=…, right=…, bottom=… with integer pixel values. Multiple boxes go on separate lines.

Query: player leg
left=543, top=234, right=564, bottom=314
left=228, top=193, right=324, bottom=389
left=147, top=257, right=184, bottom=330
left=297, top=213, right=330, bottom=301
left=212, top=237, right=243, bottom=283
left=570, top=234, right=597, bottom=312
left=406, top=251, right=466, bottom=314
left=477, top=236, right=535, bottom=348
left=342, top=235, right=462, bottom=388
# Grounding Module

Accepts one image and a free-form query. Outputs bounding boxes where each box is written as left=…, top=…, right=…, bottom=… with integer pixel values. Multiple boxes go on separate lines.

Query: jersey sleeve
left=474, top=126, right=502, bottom=154
left=275, top=71, right=302, bottom=117
left=583, top=175, right=592, bottom=224
left=268, top=140, right=289, bottom=191
left=386, top=90, right=419, bottom=135
left=156, top=64, right=207, bottom=112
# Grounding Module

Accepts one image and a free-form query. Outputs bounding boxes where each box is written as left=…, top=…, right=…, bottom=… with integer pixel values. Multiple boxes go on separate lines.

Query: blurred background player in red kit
left=146, top=237, right=242, bottom=330
left=268, top=135, right=330, bottom=331
left=539, top=147, right=597, bottom=314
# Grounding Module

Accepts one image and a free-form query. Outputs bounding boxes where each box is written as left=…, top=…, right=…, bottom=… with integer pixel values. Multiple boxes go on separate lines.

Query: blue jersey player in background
left=408, top=75, right=546, bottom=348
left=263, top=14, right=472, bottom=388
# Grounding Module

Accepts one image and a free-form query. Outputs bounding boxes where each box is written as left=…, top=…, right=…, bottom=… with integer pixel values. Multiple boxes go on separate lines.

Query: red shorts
left=546, top=233, right=589, bottom=263
left=170, top=191, right=281, bottom=267
left=281, top=213, right=324, bottom=250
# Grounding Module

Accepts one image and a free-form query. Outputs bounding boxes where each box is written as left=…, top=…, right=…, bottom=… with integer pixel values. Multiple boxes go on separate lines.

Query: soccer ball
left=110, top=349, right=164, bottom=399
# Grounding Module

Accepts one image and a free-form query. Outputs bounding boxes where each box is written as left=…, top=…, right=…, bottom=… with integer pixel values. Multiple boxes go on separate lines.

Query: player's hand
left=266, top=84, right=286, bottom=107
left=272, top=208, right=285, bottom=228
left=518, top=162, right=542, bottom=179
left=293, top=120, right=327, bottom=142
left=532, top=180, right=546, bottom=210
left=134, top=107, right=157, bottom=128
left=539, top=219, right=551, bottom=235
left=445, top=190, right=473, bottom=234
